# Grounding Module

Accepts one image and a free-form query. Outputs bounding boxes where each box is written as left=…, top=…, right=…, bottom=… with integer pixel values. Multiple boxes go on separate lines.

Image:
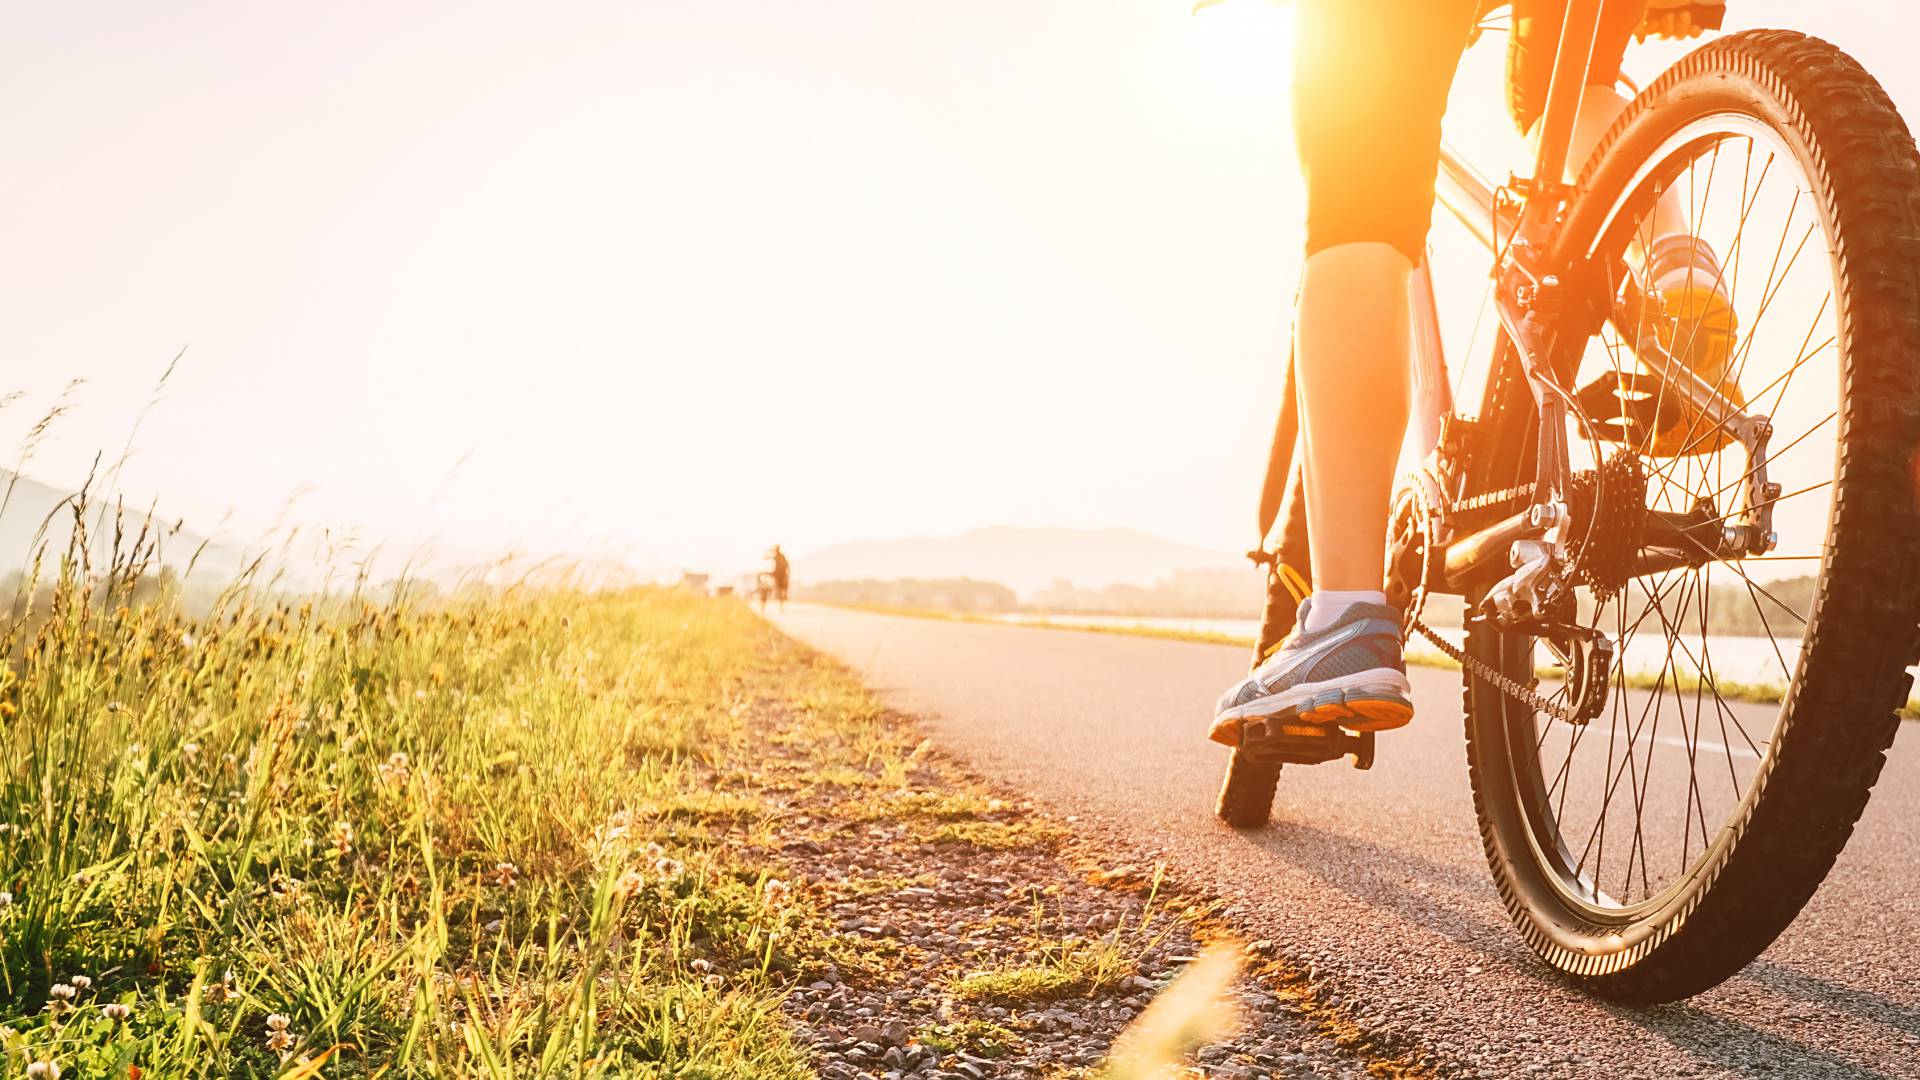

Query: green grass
left=922, top=821, right=1062, bottom=850
left=0, top=555, right=922, bottom=1077
left=947, top=879, right=1170, bottom=1009
left=949, top=940, right=1135, bottom=1006
left=915, top=1018, right=1018, bottom=1059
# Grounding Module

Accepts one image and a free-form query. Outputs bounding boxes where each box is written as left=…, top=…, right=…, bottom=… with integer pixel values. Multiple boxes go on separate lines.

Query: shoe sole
left=1209, top=670, right=1414, bottom=746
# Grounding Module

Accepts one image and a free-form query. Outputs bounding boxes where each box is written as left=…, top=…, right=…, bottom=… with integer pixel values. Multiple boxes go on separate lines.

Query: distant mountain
left=796, top=525, right=1243, bottom=596
left=0, top=470, right=247, bottom=583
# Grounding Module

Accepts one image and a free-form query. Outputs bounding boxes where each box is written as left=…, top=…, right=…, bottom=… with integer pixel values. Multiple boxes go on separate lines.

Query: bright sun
left=1189, top=0, right=1297, bottom=88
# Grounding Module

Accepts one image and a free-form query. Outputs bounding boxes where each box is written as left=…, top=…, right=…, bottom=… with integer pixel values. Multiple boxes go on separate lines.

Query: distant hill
left=796, top=525, right=1243, bottom=596
left=0, top=471, right=247, bottom=583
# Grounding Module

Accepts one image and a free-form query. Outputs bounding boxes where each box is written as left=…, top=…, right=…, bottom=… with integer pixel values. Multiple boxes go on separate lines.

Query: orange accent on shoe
left=1297, top=696, right=1415, bottom=733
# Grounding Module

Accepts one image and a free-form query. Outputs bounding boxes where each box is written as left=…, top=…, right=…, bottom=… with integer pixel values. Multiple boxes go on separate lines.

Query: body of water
left=989, top=612, right=1870, bottom=692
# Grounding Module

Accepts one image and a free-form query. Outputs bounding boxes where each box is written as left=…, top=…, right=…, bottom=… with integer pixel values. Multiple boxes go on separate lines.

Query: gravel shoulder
left=747, top=648, right=1429, bottom=1078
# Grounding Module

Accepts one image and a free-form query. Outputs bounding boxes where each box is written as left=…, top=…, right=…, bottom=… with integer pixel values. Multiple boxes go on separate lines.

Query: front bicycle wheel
left=1463, top=31, right=1920, bottom=1002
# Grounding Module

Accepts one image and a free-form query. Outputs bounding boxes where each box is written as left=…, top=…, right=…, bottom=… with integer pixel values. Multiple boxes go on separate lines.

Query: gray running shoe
left=1209, top=599, right=1413, bottom=746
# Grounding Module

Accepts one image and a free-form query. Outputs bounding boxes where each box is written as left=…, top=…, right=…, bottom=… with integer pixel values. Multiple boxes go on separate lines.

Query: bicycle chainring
left=1384, top=486, right=1438, bottom=631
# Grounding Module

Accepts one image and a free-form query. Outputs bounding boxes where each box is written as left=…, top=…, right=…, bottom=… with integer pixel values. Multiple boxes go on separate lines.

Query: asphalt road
left=770, top=604, right=1920, bottom=1080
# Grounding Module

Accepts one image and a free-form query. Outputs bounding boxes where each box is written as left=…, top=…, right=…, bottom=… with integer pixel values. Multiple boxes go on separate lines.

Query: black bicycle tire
left=1462, top=30, right=1920, bottom=1002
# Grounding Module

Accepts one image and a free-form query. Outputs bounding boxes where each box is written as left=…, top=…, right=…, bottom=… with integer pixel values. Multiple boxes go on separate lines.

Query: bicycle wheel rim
left=1487, top=112, right=1846, bottom=928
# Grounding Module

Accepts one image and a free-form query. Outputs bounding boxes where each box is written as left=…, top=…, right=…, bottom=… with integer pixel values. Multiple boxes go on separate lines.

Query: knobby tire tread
left=1463, top=30, right=1920, bottom=1002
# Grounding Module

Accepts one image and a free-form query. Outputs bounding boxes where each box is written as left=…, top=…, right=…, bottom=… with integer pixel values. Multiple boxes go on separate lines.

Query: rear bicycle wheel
left=1464, top=31, right=1920, bottom=1002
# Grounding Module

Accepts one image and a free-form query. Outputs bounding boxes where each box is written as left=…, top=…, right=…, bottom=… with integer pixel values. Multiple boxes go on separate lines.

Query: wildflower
left=491, top=861, right=518, bottom=887
left=270, top=875, right=304, bottom=902
left=329, top=820, right=354, bottom=858
left=102, top=1002, right=131, bottom=1022
left=204, top=969, right=235, bottom=1003
left=0, top=891, right=12, bottom=907
left=760, top=878, right=792, bottom=909
left=68, top=975, right=90, bottom=990
left=25, top=1060, right=60, bottom=1079
left=48, top=984, right=75, bottom=1001
left=613, top=870, right=645, bottom=899
left=653, top=857, right=685, bottom=879
left=377, top=751, right=411, bottom=785
left=180, top=741, right=200, bottom=759
left=603, top=810, right=637, bottom=841
left=266, top=1013, right=290, bottom=1031
left=703, top=974, right=725, bottom=991
left=642, top=841, right=666, bottom=860
left=689, top=958, right=714, bottom=974
left=180, top=631, right=194, bottom=648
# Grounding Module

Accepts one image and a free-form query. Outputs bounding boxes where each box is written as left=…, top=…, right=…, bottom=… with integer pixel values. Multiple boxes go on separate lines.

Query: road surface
left=771, top=604, right=1920, bottom=1080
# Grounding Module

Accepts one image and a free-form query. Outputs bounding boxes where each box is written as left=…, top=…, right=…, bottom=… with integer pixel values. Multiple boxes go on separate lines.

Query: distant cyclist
left=767, top=545, right=791, bottom=611
left=1211, top=0, right=1733, bottom=743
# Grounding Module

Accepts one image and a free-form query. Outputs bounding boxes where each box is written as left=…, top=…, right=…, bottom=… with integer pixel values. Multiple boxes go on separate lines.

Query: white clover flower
left=265, top=1014, right=291, bottom=1032
left=653, top=858, right=685, bottom=879
left=0, top=891, right=12, bottom=907
left=68, top=975, right=90, bottom=990
left=25, top=1060, right=60, bottom=1079
left=48, top=984, right=75, bottom=1001
left=613, top=870, right=645, bottom=899
left=491, top=861, right=518, bottom=887
left=702, top=974, right=725, bottom=990
left=180, top=741, right=200, bottom=759
left=689, top=958, right=714, bottom=974
left=102, top=1002, right=131, bottom=1022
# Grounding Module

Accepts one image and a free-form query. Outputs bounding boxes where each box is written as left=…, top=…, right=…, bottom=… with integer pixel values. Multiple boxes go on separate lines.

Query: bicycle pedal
left=1239, top=715, right=1376, bottom=770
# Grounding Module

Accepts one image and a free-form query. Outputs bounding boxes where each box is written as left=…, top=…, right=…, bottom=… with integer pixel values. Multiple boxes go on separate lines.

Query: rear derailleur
left=1476, top=542, right=1613, bottom=724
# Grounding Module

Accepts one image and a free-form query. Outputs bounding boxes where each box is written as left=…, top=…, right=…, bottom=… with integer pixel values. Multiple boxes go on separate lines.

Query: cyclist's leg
left=1509, top=2, right=1678, bottom=228
left=1290, top=0, right=1479, bottom=614
left=1209, top=0, right=1480, bottom=741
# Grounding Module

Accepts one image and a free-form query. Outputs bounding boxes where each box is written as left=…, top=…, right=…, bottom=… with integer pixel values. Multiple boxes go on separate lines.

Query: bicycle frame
left=1254, top=1, right=1776, bottom=616
left=1403, top=0, right=1778, bottom=610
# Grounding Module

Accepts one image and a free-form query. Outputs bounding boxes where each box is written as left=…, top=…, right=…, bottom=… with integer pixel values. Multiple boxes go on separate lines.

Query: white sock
left=1303, top=590, right=1388, bottom=634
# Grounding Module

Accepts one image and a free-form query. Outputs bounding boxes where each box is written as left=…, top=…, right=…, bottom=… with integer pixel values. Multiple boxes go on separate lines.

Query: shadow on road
left=1745, top=961, right=1920, bottom=1036
left=1619, top=1001, right=1898, bottom=1080
left=1220, top=816, right=1907, bottom=1079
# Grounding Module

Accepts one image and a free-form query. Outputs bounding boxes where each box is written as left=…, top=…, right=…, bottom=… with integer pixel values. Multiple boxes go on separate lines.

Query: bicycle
left=1215, top=1, right=1920, bottom=1003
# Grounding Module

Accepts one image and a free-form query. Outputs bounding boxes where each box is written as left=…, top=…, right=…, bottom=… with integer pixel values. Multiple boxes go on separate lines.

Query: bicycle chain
left=1402, top=480, right=1571, bottom=721
left=1410, top=616, right=1577, bottom=723
left=1444, top=483, right=1537, bottom=517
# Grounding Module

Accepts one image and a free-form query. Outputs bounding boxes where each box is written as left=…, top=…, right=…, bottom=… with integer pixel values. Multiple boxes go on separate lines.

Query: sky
left=2, top=1, right=1915, bottom=578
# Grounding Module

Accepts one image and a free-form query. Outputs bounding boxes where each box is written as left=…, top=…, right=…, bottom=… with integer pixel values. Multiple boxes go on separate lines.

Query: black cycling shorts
left=1292, top=0, right=1648, bottom=263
